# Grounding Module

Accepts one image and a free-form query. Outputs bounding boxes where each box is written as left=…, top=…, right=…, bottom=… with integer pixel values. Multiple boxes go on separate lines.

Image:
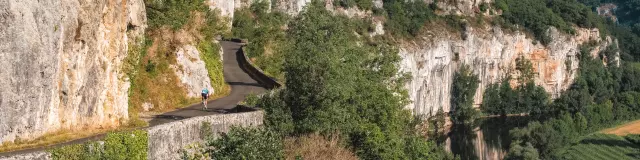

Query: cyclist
left=202, top=87, right=210, bottom=110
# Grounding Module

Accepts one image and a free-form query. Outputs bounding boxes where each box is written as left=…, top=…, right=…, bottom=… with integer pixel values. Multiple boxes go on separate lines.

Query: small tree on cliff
left=450, top=65, right=480, bottom=126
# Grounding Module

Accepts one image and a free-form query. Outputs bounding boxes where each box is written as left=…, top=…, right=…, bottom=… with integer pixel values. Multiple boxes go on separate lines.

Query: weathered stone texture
left=147, top=111, right=264, bottom=160
left=172, top=45, right=214, bottom=98
left=0, top=151, right=50, bottom=160
left=0, top=0, right=146, bottom=144
left=427, top=0, right=494, bottom=16
left=399, top=26, right=613, bottom=116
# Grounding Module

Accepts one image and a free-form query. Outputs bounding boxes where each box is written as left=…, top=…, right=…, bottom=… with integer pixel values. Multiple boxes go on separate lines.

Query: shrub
left=232, top=1, right=288, bottom=79
left=207, top=127, right=284, bottom=159
left=383, top=0, right=435, bottom=37
left=145, top=0, right=208, bottom=30
left=49, top=130, right=148, bottom=160
left=479, top=2, right=489, bottom=12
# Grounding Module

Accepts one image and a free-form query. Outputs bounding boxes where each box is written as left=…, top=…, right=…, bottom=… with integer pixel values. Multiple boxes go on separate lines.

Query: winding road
left=0, top=41, right=271, bottom=157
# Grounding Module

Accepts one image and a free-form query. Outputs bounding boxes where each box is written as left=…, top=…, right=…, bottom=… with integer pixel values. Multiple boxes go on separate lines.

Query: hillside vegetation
left=124, top=0, right=230, bottom=124
left=205, top=0, right=640, bottom=159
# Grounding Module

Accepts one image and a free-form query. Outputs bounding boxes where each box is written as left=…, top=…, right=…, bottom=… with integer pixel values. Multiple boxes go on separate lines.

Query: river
left=447, top=117, right=532, bottom=160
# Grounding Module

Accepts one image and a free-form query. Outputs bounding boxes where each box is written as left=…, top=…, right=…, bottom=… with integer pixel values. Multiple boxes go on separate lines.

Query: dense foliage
left=241, top=1, right=453, bottom=159
left=481, top=58, right=549, bottom=117
left=232, top=1, right=288, bottom=79
left=382, top=0, right=436, bottom=37
left=206, top=127, right=284, bottom=159
left=495, top=0, right=605, bottom=45
left=49, top=130, right=148, bottom=160
left=505, top=44, right=640, bottom=159
left=145, top=0, right=208, bottom=30
left=335, top=0, right=374, bottom=10
left=450, top=66, right=480, bottom=125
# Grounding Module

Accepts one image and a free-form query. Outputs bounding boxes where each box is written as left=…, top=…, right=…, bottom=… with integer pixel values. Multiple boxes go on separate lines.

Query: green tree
left=450, top=65, right=480, bottom=125
left=255, top=1, right=452, bottom=159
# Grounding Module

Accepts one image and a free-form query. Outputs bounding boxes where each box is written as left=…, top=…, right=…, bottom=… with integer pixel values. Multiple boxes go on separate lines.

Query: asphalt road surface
left=0, top=41, right=269, bottom=157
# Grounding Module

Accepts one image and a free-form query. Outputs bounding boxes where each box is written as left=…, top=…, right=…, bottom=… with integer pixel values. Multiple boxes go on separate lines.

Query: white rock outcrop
left=172, top=45, right=214, bottom=98
left=400, top=26, right=612, bottom=116
left=208, top=0, right=236, bottom=19
left=0, top=0, right=146, bottom=144
left=427, top=0, right=494, bottom=16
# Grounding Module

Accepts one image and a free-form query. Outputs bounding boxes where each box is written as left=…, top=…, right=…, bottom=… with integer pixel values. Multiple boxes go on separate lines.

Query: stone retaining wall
left=147, top=111, right=264, bottom=160
left=0, top=111, right=264, bottom=160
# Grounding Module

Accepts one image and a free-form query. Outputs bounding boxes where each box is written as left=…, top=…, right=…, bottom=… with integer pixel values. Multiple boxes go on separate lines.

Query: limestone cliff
left=398, top=24, right=613, bottom=116
left=0, top=0, right=146, bottom=144
left=427, top=0, right=493, bottom=16
left=172, top=45, right=214, bottom=98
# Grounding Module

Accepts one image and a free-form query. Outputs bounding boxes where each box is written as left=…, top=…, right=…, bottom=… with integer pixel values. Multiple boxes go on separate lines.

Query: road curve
left=0, top=41, right=270, bottom=157
left=148, top=41, right=268, bottom=125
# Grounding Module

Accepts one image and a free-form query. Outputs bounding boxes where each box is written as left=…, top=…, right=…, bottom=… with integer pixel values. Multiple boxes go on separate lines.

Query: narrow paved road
left=149, top=41, right=267, bottom=125
left=0, top=41, right=269, bottom=157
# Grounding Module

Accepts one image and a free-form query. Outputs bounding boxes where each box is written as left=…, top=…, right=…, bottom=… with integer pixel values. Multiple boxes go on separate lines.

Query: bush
left=383, top=0, right=435, bottom=37
left=479, top=2, right=489, bottom=12
left=207, top=127, right=284, bottom=159
left=494, top=0, right=608, bottom=45
left=145, top=0, right=208, bottom=30
left=49, top=130, right=148, bottom=160
left=232, top=1, right=288, bottom=79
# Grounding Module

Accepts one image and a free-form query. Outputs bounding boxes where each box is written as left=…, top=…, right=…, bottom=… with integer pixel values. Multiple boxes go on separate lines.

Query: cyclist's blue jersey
left=202, top=89, right=209, bottom=94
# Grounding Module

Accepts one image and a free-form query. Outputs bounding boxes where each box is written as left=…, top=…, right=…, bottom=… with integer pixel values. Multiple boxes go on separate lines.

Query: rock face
left=399, top=25, right=612, bottom=116
left=208, top=0, right=236, bottom=18
left=427, top=0, right=493, bottom=16
left=0, top=151, right=50, bottom=160
left=0, top=0, right=146, bottom=144
left=273, top=0, right=312, bottom=15
left=172, top=45, right=214, bottom=98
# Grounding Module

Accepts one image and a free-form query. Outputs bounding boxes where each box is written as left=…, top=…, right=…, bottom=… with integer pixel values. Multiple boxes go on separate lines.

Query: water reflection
left=449, top=117, right=531, bottom=160
left=450, top=122, right=479, bottom=160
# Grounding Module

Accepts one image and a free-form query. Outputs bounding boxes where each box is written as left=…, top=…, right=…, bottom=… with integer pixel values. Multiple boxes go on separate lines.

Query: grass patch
left=127, top=34, right=192, bottom=112
left=631, top=62, right=640, bottom=70
left=563, top=134, right=639, bottom=160
left=48, top=130, right=148, bottom=160
left=198, top=41, right=229, bottom=96
left=0, top=126, right=144, bottom=153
